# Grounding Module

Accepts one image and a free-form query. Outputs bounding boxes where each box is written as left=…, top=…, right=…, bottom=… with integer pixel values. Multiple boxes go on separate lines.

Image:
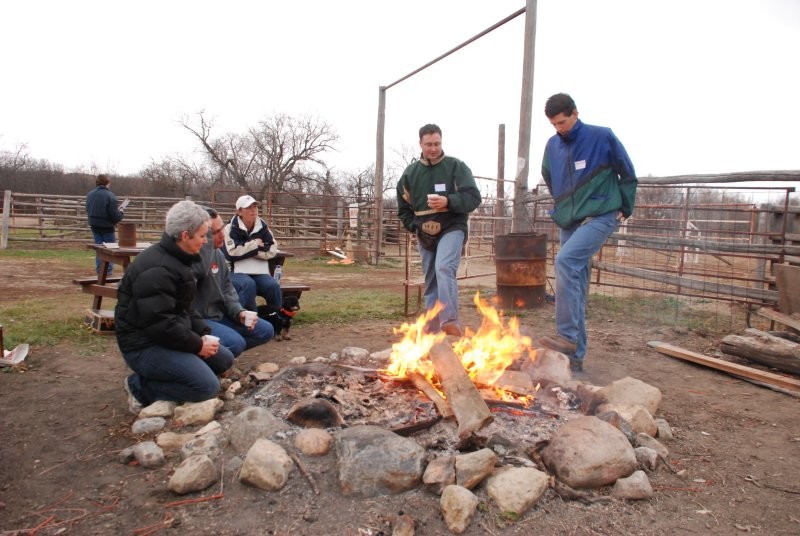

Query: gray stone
left=181, top=433, right=222, bottom=460
left=656, top=418, right=674, bottom=440
left=634, top=446, right=658, bottom=472
left=611, top=469, right=654, bottom=500
left=132, top=441, right=165, bottom=468
left=131, top=417, right=166, bottom=435
left=422, top=456, right=456, bottom=495
left=335, top=425, right=425, bottom=497
left=455, top=448, right=496, bottom=490
left=594, top=377, right=662, bottom=416
left=485, top=466, right=550, bottom=515
left=521, top=348, right=571, bottom=386
left=542, top=416, right=637, bottom=489
left=168, top=455, right=219, bottom=494
left=228, top=406, right=289, bottom=453
left=173, top=398, right=223, bottom=428
left=440, top=485, right=479, bottom=534
left=239, top=438, right=294, bottom=491
left=293, top=428, right=333, bottom=456
left=635, top=433, right=669, bottom=459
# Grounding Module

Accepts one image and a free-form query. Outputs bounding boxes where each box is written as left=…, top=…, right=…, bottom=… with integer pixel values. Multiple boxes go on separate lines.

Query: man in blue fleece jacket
left=537, top=93, right=637, bottom=372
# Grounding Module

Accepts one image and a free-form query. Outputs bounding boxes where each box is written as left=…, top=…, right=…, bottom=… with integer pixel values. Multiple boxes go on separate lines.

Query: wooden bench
left=269, top=253, right=311, bottom=302
left=281, top=283, right=311, bottom=301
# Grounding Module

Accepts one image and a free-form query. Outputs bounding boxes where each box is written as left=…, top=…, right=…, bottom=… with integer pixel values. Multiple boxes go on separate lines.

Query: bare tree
left=181, top=111, right=338, bottom=200
left=140, top=155, right=216, bottom=198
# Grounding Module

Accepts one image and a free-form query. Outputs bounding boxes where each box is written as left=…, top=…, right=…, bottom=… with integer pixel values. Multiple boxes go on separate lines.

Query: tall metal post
left=496, top=124, right=506, bottom=236
left=373, top=86, right=386, bottom=265
left=513, top=0, right=538, bottom=232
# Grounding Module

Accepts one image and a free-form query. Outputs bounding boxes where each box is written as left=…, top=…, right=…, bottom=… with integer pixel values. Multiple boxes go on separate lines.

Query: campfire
left=253, top=292, right=571, bottom=446
left=380, top=293, right=542, bottom=438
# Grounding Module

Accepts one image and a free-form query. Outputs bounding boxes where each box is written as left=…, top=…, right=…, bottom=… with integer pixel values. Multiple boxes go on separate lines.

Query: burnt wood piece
left=648, top=340, right=800, bottom=395
left=287, top=451, right=319, bottom=495
left=407, top=371, right=454, bottom=418
left=720, top=328, right=800, bottom=375
left=389, top=416, right=442, bottom=437
left=428, top=341, right=493, bottom=439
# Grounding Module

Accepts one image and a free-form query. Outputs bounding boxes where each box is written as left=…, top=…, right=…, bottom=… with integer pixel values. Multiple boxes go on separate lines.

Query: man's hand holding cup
left=200, top=334, right=220, bottom=358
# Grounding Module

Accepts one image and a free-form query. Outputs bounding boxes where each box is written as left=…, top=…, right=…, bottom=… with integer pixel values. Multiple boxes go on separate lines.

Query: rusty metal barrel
left=495, top=232, right=547, bottom=310
left=117, top=222, right=137, bottom=248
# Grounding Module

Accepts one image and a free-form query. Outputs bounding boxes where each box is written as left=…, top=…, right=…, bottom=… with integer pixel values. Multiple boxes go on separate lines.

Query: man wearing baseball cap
left=222, top=195, right=282, bottom=312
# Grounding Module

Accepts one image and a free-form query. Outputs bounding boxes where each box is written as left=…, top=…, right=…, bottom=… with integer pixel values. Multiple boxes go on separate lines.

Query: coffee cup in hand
left=203, top=334, right=220, bottom=344
left=243, top=311, right=258, bottom=328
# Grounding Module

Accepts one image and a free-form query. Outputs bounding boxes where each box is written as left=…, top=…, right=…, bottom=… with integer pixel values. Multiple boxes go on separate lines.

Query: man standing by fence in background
left=536, top=93, right=637, bottom=372
left=85, top=173, right=126, bottom=275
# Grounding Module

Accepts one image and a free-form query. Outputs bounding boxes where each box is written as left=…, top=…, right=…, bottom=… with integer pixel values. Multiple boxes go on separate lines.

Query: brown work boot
left=441, top=323, right=463, bottom=337
left=533, top=334, right=577, bottom=355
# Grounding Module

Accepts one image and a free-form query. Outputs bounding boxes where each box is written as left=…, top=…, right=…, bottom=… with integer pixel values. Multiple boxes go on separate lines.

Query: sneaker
left=441, top=323, right=463, bottom=337
left=123, top=376, right=144, bottom=415
left=534, top=334, right=577, bottom=355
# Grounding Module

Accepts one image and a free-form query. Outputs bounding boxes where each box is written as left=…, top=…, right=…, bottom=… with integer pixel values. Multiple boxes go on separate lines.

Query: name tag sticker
left=434, top=184, right=446, bottom=192
left=574, top=160, right=586, bottom=171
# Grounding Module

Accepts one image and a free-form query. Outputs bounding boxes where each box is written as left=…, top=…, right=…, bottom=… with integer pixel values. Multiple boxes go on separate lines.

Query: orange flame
left=387, top=292, right=537, bottom=404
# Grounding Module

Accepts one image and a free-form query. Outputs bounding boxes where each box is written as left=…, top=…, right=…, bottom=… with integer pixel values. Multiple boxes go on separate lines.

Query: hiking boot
left=569, top=359, right=584, bottom=373
left=534, top=334, right=577, bottom=355
left=441, top=323, right=463, bottom=337
left=123, top=376, right=144, bottom=415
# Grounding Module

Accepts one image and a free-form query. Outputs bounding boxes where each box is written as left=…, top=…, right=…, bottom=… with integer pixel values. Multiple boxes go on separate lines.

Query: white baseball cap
left=235, top=195, right=260, bottom=209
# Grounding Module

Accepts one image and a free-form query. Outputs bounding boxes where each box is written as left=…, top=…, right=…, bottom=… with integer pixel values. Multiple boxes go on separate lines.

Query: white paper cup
left=244, top=310, right=258, bottom=327
left=203, top=334, right=220, bottom=344
left=427, top=194, right=438, bottom=201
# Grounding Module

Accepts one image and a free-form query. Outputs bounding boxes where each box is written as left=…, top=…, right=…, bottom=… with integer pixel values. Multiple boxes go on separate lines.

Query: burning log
left=408, top=371, right=454, bottom=418
left=428, top=341, right=493, bottom=438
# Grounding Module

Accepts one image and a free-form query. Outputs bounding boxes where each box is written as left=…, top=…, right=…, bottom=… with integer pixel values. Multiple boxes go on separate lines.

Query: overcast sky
left=2, top=0, right=799, bottom=188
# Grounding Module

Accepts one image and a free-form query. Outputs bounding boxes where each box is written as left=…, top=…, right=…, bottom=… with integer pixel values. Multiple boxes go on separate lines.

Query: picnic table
left=74, top=245, right=309, bottom=333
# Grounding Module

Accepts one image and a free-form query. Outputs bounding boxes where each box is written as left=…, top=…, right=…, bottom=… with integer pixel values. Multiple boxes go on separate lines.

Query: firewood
left=720, top=329, right=800, bottom=375
left=428, top=341, right=493, bottom=439
left=408, top=371, right=454, bottom=418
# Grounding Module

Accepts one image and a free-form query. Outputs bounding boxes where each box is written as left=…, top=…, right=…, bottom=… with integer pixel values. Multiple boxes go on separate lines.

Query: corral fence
left=2, top=180, right=798, bottom=328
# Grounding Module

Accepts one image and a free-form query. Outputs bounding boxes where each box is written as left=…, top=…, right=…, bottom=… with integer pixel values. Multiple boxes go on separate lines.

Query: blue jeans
left=555, top=210, right=619, bottom=362
left=91, top=228, right=115, bottom=274
left=231, top=273, right=282, bottom=310
left=205, top=316, right=274, bottom=357
left=418, top=230, right=464, bottom=331
left=122, top=344, right=234, bottom=406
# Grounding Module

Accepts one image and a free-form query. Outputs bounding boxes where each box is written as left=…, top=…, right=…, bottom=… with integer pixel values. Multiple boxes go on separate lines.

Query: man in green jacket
left=396, top=124, right=482, bottom=337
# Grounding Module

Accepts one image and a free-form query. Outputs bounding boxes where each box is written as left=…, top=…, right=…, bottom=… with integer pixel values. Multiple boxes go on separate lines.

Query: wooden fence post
left=1, top=190, right=11, bottom=249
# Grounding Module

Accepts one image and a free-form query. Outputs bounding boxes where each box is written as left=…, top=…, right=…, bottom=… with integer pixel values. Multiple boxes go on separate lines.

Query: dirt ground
left=1, top=256, right=799, bottom=536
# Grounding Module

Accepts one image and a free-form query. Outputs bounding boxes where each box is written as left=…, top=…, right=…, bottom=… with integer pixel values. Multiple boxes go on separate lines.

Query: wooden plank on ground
left=647, top=341, right=800, bottom=394
left=754, top=308, right=800, bottom=333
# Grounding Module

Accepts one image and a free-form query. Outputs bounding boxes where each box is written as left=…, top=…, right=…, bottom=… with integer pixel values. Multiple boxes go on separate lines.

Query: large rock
left=239, top=438, right=294, bottom=491
left=485, top=466, right=550, bottom=515
left=593, top=377, right=662, bottom=416
left=335, top=425, right=425, bottom=497
left=521, top=348, right=571, bottom=386
left=542, top=416, right=637, bottom=489
left=228, top=406, right=289, bottom=453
